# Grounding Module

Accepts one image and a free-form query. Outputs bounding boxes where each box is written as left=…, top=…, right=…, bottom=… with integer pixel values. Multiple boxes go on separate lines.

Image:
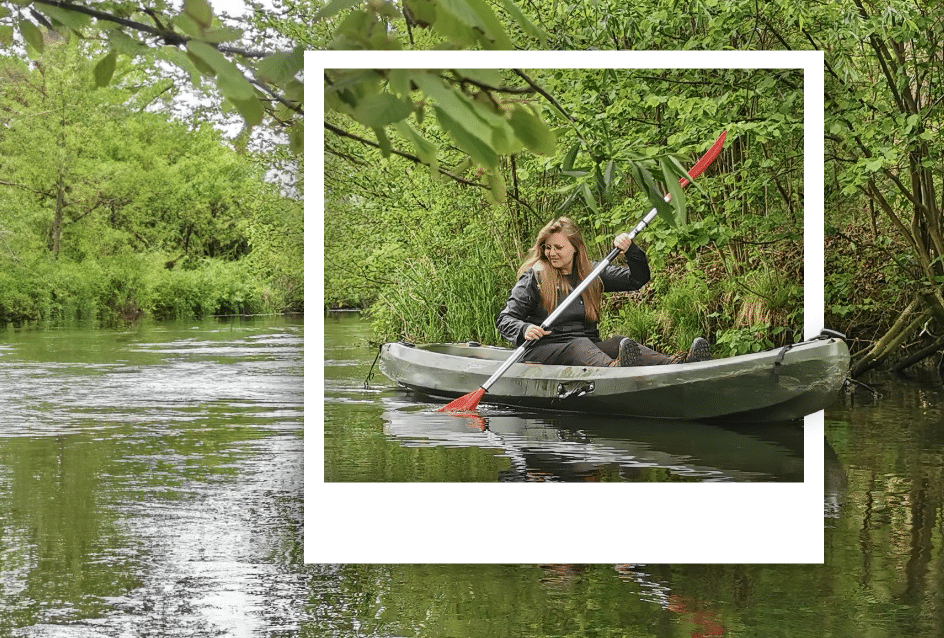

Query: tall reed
left=370, top=243, right=508, bottom=345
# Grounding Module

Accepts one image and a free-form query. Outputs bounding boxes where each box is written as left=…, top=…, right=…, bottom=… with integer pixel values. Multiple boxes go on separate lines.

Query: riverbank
left=0, top=255, right=302, bottom=327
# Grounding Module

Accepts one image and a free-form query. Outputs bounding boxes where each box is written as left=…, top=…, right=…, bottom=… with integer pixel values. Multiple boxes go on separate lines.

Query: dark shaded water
left=325, top=312, right=805, bottom=482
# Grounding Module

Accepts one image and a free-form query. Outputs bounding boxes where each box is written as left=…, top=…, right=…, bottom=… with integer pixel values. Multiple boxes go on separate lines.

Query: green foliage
left=660, top=273, right=711, bottom=350
left=317, top=0, right=546, bottom=50
left=602, top=270, right=711, bottom=352
left=325, top=68, right=564, bottom=204
left=526, top=0, right=944, bottom=357
left=0, top=40, right=301, bottom=326
left=0, top=0, right=304, bottom=150
left=0, top=255, right=277, bottom=326
left=369, top=237, right=507, bottom=345
left=713, top=323, right=777, bottom=357
left=326, top=64, right=803, bottom=353
left=599, top=301, right=661, bottom=349
left=149, top=260, right=264, bottom=321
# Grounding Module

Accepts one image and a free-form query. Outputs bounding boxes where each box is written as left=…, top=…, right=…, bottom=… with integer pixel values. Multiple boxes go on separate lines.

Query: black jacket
left=496, top=244, right=651, bottom=347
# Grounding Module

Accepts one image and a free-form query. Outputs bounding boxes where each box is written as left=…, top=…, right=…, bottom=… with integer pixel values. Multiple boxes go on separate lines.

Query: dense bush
left=0, top=43, right=302, bottom=328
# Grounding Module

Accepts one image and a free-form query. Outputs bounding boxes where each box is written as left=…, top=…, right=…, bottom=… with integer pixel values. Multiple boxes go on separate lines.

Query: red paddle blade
left=438, top=387, right=486, bottom=412
left=679, top=130, right=726, bottom=187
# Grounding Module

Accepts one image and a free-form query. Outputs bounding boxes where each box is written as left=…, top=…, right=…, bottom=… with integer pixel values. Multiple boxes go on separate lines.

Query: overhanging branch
left=324, top=121, right=539, bottom=216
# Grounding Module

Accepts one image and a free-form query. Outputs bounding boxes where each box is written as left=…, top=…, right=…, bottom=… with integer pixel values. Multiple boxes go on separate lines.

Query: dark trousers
left=523, top=336, right=679, bottom=367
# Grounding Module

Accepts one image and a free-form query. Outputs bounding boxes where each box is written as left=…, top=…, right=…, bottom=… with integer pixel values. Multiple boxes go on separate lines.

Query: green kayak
left=378, top=333, right=850, bottom=422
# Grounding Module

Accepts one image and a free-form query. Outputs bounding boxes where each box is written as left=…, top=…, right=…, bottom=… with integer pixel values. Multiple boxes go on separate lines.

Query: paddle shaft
left=478, top=199, right=665, bottom=393
left=460, top=130, right=727, bottom=404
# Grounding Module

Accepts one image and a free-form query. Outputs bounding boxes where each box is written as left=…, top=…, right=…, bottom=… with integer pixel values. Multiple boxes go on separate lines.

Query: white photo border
left=308, top=50, right=825, bottom=563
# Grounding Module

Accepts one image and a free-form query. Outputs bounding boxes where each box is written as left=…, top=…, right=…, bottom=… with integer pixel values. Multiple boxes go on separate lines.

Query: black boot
left=617, top=337, right=641, bottom=366
left=687, top=337, right=711, bottom=362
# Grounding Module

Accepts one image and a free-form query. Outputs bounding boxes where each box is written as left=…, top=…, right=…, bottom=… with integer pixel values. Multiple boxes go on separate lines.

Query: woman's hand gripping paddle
left=439, top=130, right=727, bottom=413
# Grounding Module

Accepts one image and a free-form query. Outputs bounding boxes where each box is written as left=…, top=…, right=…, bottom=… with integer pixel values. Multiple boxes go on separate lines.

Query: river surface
left=5, top=312, right=944, bottom=636
left=0, top=315, right=305, bottom=636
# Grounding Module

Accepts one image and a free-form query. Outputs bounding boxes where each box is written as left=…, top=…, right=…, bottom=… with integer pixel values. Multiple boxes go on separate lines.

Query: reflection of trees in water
left=827, top=373, right=944, bottom=631
left=0, top=434, right=137, bottom=625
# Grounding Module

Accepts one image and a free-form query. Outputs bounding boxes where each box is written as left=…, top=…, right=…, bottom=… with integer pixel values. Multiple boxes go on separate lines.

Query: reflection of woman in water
left=613, top=565, right=727, bottom=638
left=496, top=217, right=710, bottom=367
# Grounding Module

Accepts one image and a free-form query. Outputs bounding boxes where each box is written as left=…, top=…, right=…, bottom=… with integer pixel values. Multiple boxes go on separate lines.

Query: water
left=0, top=315, right=305, bottom=635
left=325, top=311, right=804, bottom=482
left=314, top=312, right=944, bottom=637
left=5, top=312, right=944, bottom=635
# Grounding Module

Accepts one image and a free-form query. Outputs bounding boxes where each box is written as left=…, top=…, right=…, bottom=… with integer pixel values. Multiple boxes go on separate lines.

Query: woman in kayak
left=496, top=216, right=711, bottom=367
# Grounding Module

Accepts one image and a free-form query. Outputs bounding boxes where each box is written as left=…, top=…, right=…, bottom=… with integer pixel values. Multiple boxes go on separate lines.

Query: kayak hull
left=378, top=337, right=850, bottom=422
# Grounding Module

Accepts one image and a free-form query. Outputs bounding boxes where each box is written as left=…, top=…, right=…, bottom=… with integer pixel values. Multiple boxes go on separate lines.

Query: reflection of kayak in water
left=383, top=403, right=804, bottom=482
left=379, top=334, right=849, bottom=422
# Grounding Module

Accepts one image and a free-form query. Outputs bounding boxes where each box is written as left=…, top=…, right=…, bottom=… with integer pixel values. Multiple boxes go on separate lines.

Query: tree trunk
left=851, top=298, right=928, bottom=377
left=47, top=178, right=65, bottom=258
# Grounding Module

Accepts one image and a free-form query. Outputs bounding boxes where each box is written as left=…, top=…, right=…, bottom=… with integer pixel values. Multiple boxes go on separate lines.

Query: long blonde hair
left=518, top=217, right=602, bottom=322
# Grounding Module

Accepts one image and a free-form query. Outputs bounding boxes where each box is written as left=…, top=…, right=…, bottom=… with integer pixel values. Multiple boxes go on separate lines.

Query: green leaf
left=314, top=0, right=361, bottom=21
left=289, top=121, right=303, bottom=154
left=626, top=161, right=673, bottom=226
left=184, top=0, right=214, bottom=29
left=594, top=165, right=606, bottom=201
left=491, top=121, right=523, bottom=155
left=373, top=126, right=392, bottom=158
left=580, top=182, right=599, bottom=214
left=660, top=157, right=687, bottom=227
left=352, top=92, right=413, bottom=128
left=666, top=155, right=700, bottom=193
left=434, top=105, right=498, bottom=169
left=433, top=0, right=513, bottom=49
left=387, top=69, right=414, bottom=98
left=603, top=160, right=616, bottom=189
left=404, top=0, right=436, bottom=28
left=161, top=45, right=202, bottom=84
left=412, top=72, right=496, bottom=154
left=200, top=27, right=244, bottom=44
left=94, top=51, right=118, bottom=88
left=562, top=142, right=579, bottom=171
left=486, top=171, right=506, bottom=205
left=508, top=105, right=556, bottom=156
left=19, top=20, right=43, bottom=54
left=494, top=0, right=547, bottom=44
left=187, top=40, right=255, bottom=101
left=175, top=12, right=203, bottom=38
left=453, top=158, right=473, bottom=176
left=108, top=29, right=146, bottom=56
left=256, top=48, right=304, bottom=86
left=34, top=4, right=92, bottom=30
left=461, top=0, right=514, bottom=49
left=455, top=69, right=503, bottom=87
left=0, top=25, right=13, bottom=47
left=230, top=96, right=264, bottom=127
left=394, top=121, right=439, bottom=172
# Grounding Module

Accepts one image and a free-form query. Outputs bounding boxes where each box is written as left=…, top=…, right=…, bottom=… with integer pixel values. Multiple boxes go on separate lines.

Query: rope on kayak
left=774, top=329, right=849, bottom=381
left=772, top=343, right=794, bottom=381
left=363, top=345, right=383, bottom=389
